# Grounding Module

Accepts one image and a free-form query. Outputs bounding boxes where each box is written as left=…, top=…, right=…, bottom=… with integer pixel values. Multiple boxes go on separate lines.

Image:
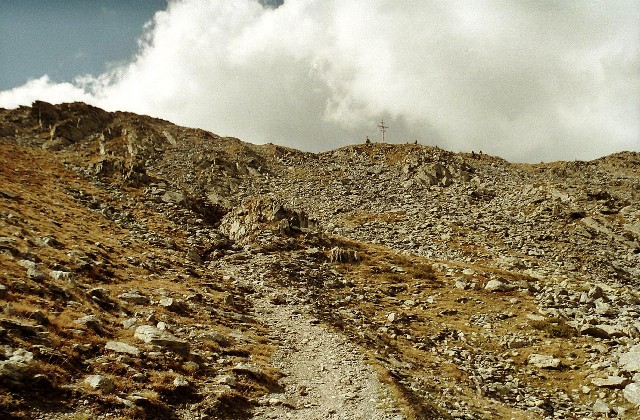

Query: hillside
left=1, top=101, right=639, bottom=419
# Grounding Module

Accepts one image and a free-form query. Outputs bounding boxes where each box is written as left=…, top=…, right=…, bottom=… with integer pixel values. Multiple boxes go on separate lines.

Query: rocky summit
left=0, top=101, right=639, bottom=419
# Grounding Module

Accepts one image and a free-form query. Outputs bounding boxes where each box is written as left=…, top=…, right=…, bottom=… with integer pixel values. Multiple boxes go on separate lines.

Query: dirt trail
left=222, top=264, right=406, bottom=420
left=250, top=296, right=405, bottom=420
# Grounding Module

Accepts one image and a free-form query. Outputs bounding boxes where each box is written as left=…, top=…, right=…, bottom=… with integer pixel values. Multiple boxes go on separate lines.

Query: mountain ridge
left=1, top=101, right=639, bottom=419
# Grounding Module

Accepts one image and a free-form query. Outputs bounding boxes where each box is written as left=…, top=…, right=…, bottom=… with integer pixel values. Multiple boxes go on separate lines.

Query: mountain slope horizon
left=1, top=100, right=639, bottom=419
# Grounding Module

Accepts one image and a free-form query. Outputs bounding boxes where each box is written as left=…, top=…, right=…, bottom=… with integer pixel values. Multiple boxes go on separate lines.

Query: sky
left=0, top=0, right=638, bottom=162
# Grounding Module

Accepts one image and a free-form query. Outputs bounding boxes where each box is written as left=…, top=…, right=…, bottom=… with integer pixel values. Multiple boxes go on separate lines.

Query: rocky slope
left=0, top=101, right=639, bottom=419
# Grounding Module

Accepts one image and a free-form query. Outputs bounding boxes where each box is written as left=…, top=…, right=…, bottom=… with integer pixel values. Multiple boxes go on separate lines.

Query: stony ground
left=0, top=101, right=639, bottom=419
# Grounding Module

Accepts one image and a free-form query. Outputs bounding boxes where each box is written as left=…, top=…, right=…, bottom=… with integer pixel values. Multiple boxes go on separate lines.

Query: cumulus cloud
left=0, top=75, right=93, bottom=109
left=1, top=0, right=638, bottom=162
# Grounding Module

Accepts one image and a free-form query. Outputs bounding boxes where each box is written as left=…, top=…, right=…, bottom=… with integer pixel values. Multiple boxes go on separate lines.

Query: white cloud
left=0, top=75, right=93, bottom=109
left=1, top=0, right=638, bottom=162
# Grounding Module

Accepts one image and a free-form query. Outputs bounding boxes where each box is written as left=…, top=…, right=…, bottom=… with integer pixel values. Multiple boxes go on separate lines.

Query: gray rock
left=105, top=341, right=140, bottom=356
left=74, top=315, right=102, bottom=331
left=484, top=279, right=513, bottom=292
left=591, top=375, right=631, bottom=389
left=232, top=363, right=266, bottom=379
left=623, top=382, right=640, bottom=405
left=88, top=287, right=110, bottom=301
left=158, top=297, right=184, bottom=311
left=454, top=279, right=471, bottom=290
left=0, top=237, right=18, bottom=255
left=134, top=325, right=189, bottom=354
left=85, top=374, right=115, bottom=392
left=122, top=318, right=138, bottom=329
left=0, top=319, right=44, bottom=335
left=0, top=349, right=34, bottom=379
left=18, top=260, right=37, bottom=270
left=528, top=354, right=561, bottom=369
left=619, top=344, right=640, bottom=373
left=27, top=267, right=47, bottom=281
left=594, top=299, right=616, bottom=317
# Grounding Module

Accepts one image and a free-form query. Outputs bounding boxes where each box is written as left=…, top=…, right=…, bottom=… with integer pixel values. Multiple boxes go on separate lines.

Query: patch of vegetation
left=529, top=317, right=577, bottom=338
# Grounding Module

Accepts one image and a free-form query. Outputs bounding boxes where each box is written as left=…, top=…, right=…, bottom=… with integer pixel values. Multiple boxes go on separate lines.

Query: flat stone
left=118, top=292, right=149, bottom=305
left=105, top=341, right=140, bottom=356
left=85, top=375, right=115, bottom=392
left=623, top=382, right=640, bottom=405
left=594, top=299, right=616, bottom=317
left=134, top=325, right=189, bottom=355
left=528, top=353, right=561, bottom=369
left=591, top=375, right=631, bottom=389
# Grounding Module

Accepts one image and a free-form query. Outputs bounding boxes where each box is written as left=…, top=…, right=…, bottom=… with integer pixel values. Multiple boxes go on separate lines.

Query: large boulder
left=219, top=195, right=316, bottom=241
